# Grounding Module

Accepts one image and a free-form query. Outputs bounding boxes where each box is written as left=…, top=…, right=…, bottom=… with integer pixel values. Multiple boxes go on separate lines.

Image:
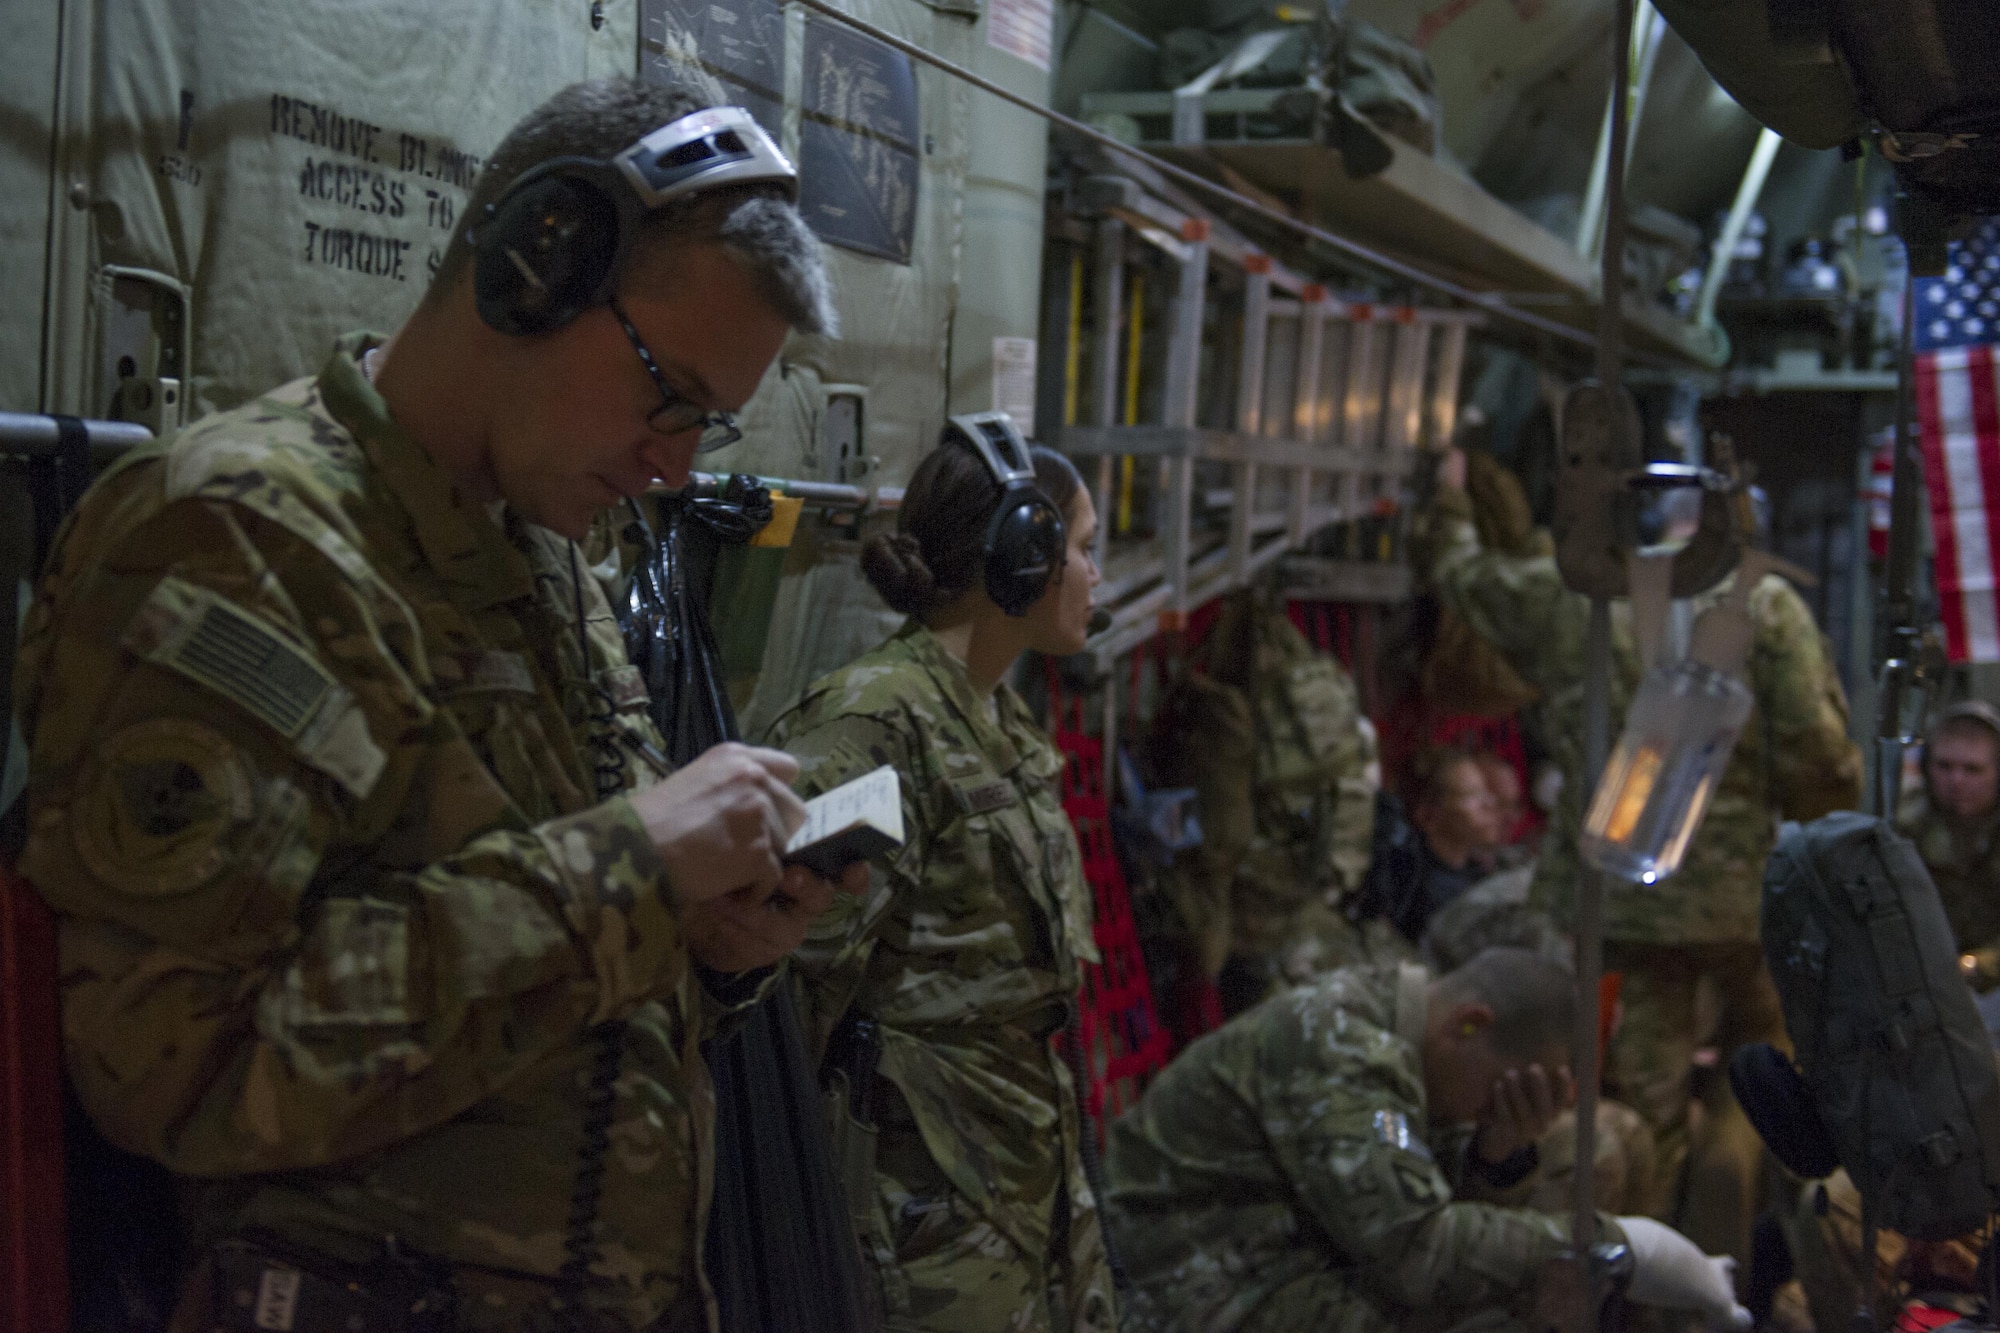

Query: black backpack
left=1739, top=812, right=2000, bottom=1241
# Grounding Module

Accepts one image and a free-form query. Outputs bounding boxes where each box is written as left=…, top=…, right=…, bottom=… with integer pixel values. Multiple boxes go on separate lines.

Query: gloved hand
left=1615, top=1217, right=1751, bottom=1330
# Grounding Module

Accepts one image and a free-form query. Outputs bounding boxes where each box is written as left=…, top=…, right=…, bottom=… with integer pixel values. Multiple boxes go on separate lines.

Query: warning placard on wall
left=992, top=335, right=1036, bottom=432
left=799, top=16, right=921, bottom=264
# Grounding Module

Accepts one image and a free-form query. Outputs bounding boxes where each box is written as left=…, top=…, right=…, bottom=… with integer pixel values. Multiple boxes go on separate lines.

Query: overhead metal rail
left=1575, top=0, right=1668, bottom=261
left=789, top=0, right=1609, bottom=357
left=0, top=412, right=153, bottom=456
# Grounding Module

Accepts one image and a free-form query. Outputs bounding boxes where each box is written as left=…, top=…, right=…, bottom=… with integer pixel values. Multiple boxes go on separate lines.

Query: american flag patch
left=1373, top=1109, right=1411, bottom=1150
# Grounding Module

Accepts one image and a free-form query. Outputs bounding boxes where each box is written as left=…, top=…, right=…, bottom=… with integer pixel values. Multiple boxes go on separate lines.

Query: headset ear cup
left=984, top=493, right=1066, bottom=617
left=472, top=173, right=622, bottom=336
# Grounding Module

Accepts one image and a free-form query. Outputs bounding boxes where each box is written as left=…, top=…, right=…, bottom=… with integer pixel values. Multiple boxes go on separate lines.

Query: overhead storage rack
left=1078, top=85, right=1727, bottom=369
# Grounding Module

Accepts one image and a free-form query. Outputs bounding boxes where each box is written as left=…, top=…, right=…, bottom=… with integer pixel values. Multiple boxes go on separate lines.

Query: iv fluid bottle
left=1579, top=659, right=1753, bottom=884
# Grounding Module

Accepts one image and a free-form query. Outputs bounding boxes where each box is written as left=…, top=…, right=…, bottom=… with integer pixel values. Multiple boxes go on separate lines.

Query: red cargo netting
left=1045, top=669, right=1172, bottom=1136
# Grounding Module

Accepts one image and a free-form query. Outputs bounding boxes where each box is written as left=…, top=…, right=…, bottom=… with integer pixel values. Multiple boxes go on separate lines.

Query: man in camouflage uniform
left=14, top=79, right=856, bottom=1330
left=1421, top=450, right=1862, bottom=1263
left=1897, top=700, right=2000, bottom=990
left=1420, top=876, right=1657, bottom=1219
left=1103, top=948, right=1749, bottom=1332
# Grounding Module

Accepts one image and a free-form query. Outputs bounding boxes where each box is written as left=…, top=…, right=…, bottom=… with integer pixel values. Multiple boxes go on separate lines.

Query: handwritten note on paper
left=788, top=765, right=903, bottom=857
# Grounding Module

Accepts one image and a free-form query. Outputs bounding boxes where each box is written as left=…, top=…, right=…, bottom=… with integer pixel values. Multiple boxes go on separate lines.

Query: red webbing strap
left=1044, top=665, right=1172, bottom=1137
left=1, top=862, right=67, bottom=1331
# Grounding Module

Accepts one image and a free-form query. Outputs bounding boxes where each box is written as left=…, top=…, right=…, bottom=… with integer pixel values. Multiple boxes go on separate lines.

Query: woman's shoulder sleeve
left=781, top=711, right=919, bottom=800
left=765, top=656, right=928, bottom=800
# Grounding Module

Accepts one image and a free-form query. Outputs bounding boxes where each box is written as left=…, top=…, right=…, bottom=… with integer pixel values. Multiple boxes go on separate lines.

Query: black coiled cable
left=579, top=679, right=627, bottom=812
left=555, top=543, right=636, bottom=1328
left=1062, top=1017, right=1131, bottom=1298
left=556, top=1016, right=628, bottom=1316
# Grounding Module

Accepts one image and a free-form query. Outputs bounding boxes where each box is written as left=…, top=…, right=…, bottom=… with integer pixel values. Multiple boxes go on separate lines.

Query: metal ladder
left=1045, top=168, right=1474, bottom=666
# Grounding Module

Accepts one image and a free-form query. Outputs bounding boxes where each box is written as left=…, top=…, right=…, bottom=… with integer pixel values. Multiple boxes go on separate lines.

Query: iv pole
left=1568, top=0, right=1638, bottom=1322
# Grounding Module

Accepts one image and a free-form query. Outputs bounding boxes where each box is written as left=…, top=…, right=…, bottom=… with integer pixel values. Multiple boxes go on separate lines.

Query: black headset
left=944, top=412, right=1067, bottom=618
left=469, top=106, right=798, bottom=337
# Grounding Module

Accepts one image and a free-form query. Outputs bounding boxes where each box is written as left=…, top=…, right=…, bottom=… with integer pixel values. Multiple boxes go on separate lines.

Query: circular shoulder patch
left=73, top=718, right=255, bottom=896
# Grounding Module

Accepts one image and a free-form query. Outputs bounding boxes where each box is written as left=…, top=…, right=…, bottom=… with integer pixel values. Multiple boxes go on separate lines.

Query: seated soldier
left=1103, top=948, right=1749, bottom=1333
left=1350, top=746, right=1501, bottom=944
left=1472, top=749, right=1535, bottom=873
left=1898, top=700, right=2000, bottom=990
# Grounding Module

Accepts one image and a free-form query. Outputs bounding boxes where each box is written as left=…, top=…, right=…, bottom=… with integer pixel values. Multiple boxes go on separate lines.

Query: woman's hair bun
left=862, top=531, right=938, bottom=616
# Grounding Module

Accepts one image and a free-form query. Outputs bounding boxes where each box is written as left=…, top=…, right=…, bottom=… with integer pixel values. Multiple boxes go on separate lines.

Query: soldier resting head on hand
left=1102, top=947, right=1749, bottom=1333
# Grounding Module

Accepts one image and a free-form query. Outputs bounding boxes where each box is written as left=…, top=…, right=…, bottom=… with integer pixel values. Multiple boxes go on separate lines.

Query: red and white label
left=988, top=0, right=1053, bottom=72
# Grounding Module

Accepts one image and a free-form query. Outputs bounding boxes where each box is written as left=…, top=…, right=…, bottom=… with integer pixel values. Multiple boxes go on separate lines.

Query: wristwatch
left=1471, top=1142, right=1541, bottom=1189
left=1538, top=1241, right=1635, bottom=1333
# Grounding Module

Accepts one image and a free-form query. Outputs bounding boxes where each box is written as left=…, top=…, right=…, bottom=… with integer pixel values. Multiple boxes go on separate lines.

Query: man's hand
left=629, top=743, right=806, bottom=910
left=683, top=861, right=869, bottom=974
left=1475, top=1063, right=1574, bottom=1164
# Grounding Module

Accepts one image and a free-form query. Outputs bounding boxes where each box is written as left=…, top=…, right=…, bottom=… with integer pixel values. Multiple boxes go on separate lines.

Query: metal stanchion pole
left=1570, top=597, right=1614, bottom=1281
left=1569, top=1, right=1637, bottom=1323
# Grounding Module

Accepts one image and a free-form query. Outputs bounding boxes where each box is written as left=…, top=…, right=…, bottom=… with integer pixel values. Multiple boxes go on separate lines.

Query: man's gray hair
left=428, top=75, right=836, bottom=335
left=1436, top=946, right=1576, bottom=1063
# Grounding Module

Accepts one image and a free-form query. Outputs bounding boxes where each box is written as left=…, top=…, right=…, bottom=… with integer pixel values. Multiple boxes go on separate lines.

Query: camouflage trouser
left=1602, top=940, right=1787, bottom=1266
left=870, top=1120, right=1118, bottom=1333
left=1242, top=1271, right=1531, bottom=1333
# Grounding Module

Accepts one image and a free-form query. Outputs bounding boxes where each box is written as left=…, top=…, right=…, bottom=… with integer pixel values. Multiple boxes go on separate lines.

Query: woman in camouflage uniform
left=765, top=437, right=1116, bottom=1333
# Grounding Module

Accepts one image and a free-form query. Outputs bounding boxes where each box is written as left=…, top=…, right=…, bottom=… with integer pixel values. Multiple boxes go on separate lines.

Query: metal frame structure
left=786, top=0, right=1605, bottom=356
left=1076, top=55, right=1715, bottom=367
left=1047, top=170, right=1471, bottom=666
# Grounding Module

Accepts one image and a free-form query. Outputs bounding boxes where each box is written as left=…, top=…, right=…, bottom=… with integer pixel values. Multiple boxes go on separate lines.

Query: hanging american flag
left=1914, top=219, right=2000, bottom=663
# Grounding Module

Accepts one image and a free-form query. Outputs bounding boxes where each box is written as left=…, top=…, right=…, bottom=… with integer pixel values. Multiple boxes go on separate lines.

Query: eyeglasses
left=609, top=299, right=743, bottom=453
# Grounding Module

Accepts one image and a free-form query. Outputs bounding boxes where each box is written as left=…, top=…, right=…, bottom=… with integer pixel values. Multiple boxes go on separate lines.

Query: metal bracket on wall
left=814, top=383, right=871, bottom=486
left=97, top=266, right=193, bottom=436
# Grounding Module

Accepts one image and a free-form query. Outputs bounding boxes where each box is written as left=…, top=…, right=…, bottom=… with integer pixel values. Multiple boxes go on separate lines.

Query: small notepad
left=785, top=765, right=905, bottom=877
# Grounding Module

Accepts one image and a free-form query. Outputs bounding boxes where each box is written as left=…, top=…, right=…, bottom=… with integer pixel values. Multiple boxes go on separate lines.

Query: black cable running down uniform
left=555, top=543, right=636, bottom=1327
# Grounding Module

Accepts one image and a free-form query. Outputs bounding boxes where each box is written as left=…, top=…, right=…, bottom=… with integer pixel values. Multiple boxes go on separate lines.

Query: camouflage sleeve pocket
left=278, top=897, right=417, bottom=1027
left=28, top=713, right=317, bottom=962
